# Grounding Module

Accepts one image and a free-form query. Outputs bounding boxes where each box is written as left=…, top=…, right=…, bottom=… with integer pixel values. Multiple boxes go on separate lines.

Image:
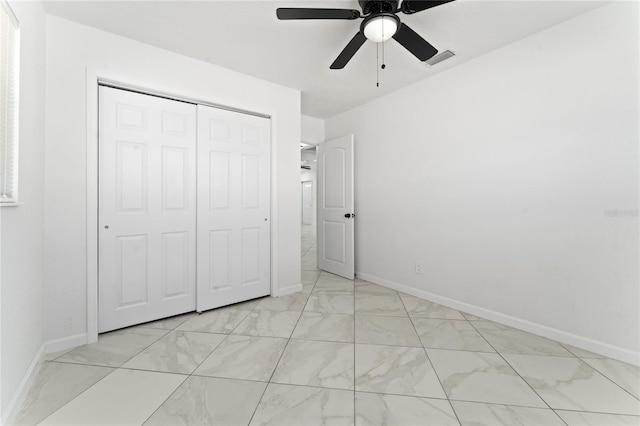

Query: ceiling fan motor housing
left=359, top=0, right=399, bottom=15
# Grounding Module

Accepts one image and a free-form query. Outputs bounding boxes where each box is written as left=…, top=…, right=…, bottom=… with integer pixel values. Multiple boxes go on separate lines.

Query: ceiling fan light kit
left=276, top=0, right=455, bottom=69
left=362, top=14, right=399, bottom=43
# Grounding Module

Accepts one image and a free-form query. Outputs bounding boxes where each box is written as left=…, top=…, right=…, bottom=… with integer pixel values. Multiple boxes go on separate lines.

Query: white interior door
left=196, top=105, right=271, bottom=311
left=317, top=135, right=354, bottom=279
left=302, top=181, right=313, bottom=225
left=98, top=86, right=197, bottom=332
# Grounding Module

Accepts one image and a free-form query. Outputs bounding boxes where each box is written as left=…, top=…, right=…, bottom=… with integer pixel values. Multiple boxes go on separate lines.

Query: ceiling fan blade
left=276, top=8, right=360, bottom=20
left=392, top=23, right=438, bottom=61
left=401, top=0, right=455, bottom=14
left=330, top=32, right=367, bottom=69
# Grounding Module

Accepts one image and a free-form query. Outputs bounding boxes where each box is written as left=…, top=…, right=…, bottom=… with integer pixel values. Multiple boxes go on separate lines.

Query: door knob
left=344, top=213, right=351, bottom=218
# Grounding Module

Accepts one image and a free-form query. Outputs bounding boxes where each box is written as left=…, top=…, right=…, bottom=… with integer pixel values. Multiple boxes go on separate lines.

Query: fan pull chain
left=376, top=42, right=380, bottom=87
left=382, top=39, right=386, bottom=70
left=376, top=40, right=386, bottom=88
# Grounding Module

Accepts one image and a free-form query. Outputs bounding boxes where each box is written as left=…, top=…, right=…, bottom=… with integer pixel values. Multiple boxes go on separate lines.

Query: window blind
left=0, top=0, right=19, bottom=204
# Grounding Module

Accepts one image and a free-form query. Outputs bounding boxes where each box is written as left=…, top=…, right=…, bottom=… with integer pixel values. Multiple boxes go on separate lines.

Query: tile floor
left=14, top=225, right=640, bottom=425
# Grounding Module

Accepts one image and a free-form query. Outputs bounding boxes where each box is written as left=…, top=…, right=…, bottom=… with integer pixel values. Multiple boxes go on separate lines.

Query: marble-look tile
left=302, top=270, right=321, bottom=285
left=412, top=318, right=494, bottom=352
left=194, top=335, right=287, bottom=381
left=144, top=376, right=266, bottom=426
left=461, top=312, right=485, bottom=321
left=355, top=293, right=407, bottom=317
left=582, top=357, right=640, bottom=399
left=305, top=293, right=354, bottom=314
left=122, top=331, right=226, bottom=374
left=40, top=369, right=186, bottom=426
left=451, top=401, right=564, bottom=426
left=399, top=294, right=465, bottom=319
left=562, top=344, right=605, bottom=359
left=320, top=272, right=352, bottom=282
left=313, top=279, right=354, bottom=294
left=355, top=344, right=446, bottom=398
left=43, top=348, right=72, bottom=361
left=292, top=312, right=354, bottom=343
left=232, top=310, right=300, bottom=338
left=473, top=320, right=574, bottom=357
left=15, top=362, right=113, bottom=425
left=255, top=293, right=309, bottom=312
left=302, top=283, right=315, bottom=294
left=302, top=255, right=317, bottom=265
left=57, top=327, right=168, bottom=367
left=427, top=349, right=546, bottom=407
left=135, top=313, right=196, bottom=330
left=355, top=282, right=397, bottom=296
left=555, top=410, right=640, bottom=426
left=301, top=258, right=318, bottom=271
left=504, top=353, right=640, bottom=415
left=250, top=383, right=353, bottom=426
left=355, top=315, right=421, bottom=347
left=355, top=393, right=458, bottom=426
left=272, top=340, right=354, bottom=390
left=176, top=308, right=252, bottom=334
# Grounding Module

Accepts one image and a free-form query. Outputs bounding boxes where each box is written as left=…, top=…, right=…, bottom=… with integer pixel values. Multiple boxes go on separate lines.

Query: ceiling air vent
left=424, top=50, right=455, bottom=66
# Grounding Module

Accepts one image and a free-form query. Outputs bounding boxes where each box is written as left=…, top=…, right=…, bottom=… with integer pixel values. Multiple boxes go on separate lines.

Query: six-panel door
left=196, top=105, right=271, bottom=312
left=98, top=87, right=197, bottom=332
left=99, top=88, right=272, bottom=331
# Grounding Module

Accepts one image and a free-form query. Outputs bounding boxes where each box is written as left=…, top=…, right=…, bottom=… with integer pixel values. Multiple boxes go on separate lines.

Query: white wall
left=0, top=0, right=46, bottom=420
left=44, top=15, right=301, bottom=344
left=301, top=115, right=325, bottom=144
left=326, top=2, right=639, bottom=363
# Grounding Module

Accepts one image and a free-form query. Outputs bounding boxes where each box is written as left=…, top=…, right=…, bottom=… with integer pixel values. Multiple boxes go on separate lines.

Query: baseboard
left=356, top=271, right=640, bottom=367
left=44, top=333, right=88, bottom=355
left=277, top=283, right=303, bottom=297
left=1, top=345, right=45, bottom=425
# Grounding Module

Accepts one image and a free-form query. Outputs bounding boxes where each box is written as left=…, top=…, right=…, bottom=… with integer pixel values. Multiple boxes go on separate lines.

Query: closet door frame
left=83, top=72, right=278, bottom=346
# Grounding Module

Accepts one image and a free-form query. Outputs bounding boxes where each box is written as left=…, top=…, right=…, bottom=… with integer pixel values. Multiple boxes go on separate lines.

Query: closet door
left=98, top=87, right=197, bottom=332
left=197, top=105, right=271, bottom=311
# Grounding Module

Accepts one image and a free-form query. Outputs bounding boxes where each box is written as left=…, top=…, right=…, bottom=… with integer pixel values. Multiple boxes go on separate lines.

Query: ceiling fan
left=276, top=0, right=454, bottom=69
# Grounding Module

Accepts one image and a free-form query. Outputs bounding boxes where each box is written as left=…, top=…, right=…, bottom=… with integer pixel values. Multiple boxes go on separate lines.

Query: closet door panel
left=99, top=87, right=197, bottom=332
left=197, top=105, right=271, bottom=311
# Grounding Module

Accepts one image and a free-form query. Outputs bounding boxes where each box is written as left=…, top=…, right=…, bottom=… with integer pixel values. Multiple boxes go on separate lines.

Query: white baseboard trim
left=44, top=333, right=88, bottom=355
left=1, top=345, right=45, bottom=425
left=356, top=272, right=640, bottom=367
left=277, top=283, right=303, bottom=297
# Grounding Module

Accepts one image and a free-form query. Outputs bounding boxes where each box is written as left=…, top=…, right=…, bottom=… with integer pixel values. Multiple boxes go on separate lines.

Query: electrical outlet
left=415, top=261, right=424, bottom=274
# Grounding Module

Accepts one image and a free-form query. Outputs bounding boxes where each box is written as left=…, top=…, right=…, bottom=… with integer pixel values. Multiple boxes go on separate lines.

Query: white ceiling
left=42, top=0, right=608, bottom=119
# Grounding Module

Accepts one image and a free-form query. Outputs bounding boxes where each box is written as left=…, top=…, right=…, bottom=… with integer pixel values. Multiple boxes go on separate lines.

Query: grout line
left=353, top=272, right=357, bottom=422
left=568, top=358, right=640, bottom=403
left=34, top=364, right=120, bottom=424
left=466, top=320, right=557, bottom=413
left=553, top=408, right=572, bottom=426
left=140, top=374, right=189, bottom=425
left=248, top=235, right=319, bottom=425
left=398, top=294, right=462, bottom=425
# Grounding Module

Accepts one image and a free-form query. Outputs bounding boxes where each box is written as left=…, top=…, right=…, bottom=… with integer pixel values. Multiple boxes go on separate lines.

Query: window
left=0, top=0, right=19, bottom=205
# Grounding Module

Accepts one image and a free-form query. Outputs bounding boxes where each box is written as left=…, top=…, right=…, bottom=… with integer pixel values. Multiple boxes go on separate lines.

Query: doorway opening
left=300, top=143, right=318, bottom=272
